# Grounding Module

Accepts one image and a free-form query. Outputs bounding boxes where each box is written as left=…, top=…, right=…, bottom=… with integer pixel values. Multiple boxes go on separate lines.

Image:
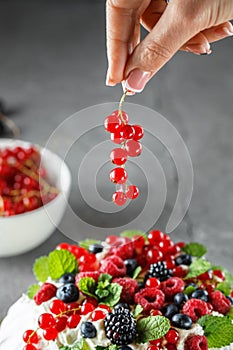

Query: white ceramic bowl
left=0, top=139, right=71, bottom=257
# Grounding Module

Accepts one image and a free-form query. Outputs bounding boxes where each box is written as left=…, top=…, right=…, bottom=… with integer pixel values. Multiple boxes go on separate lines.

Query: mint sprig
left=136, top=316, right=170, bottom=343
left=120, top=230, right=147, bottom=240
left=78, top=277, right=97, bottom=299
left=182, top=242, right=207, bottom=258
left=216, top=281, right=231, bottom=296
left=133, top=304, right=143, bottom=318
left=227, top=306, right=233, bottom=320
left=185, top=258, right=212, bottom=279
left=132, top=266, right=142, bottom=279
left=198, top=315, right=233, bottom=348
left=59, top=338, right=90, bottom=350
left=33, top=249, right=78, bottom=282
left=27, top=284, right=40, bottom=299
left=183, top=284, right=197, bottom=295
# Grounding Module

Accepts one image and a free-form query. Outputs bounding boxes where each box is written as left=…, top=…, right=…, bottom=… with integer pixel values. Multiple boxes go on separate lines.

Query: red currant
left=165, top=329, right=179, bottom=344
left=147, top=345, right=160, bottom=350
left=23, top=345, right=37, bottom=350
left=198, top=270, right=213, bottom=281
left=112, top=191, right=127, bottom=206
left=110, top=167, right=128, bottom=184
left=132, top=235, right=145, bottom=251
left=126, top=185, right=139, bottom=199
left=150, top=309, right=162, bottom=316
left=66, top=302, right=81, bottom=315
left=112, top=110, right=129, bottom=124
left=110, top=131, right=125, bottom=144
left=43, top=327, right=58, bottom=341
left=23, top=330, right=39, bottom=344
left=90, top=309, right=106, bottom=321
left=145, top=277, right=161, bottom=288
left=213, top=269, right=225, bottom=281
left=67, top=314, right=81, bottom=328
left=148, top=230, right=165, bottom=245
left=150, top=338, right=162, bottom=347
left=121, top=125, right=135, bottom=139
left=55, top=315, right=68, bottom=332
left=146, top=248, right=163, bottom=264
left=110, top=148, right=128, bottom=166
left=104, top=114, right=122, bottom=133
left=125, top=140, right=142, bottom=157
left=98, top=304, right=112, bottom=312
left=38, top=313, right=55, bottom=330
left=173, top=266, right=187, bottom=278
left=80, top=302, right=95, bottom=315
left=50, top=299, right=67, bottom=315
left=56, top=242, right=71, bottom=251
left=132, top=125, right=144, bottom=140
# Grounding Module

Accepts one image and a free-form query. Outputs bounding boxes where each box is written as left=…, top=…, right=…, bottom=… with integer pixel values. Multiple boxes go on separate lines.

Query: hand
left=106, top=0, right=233, bottom=92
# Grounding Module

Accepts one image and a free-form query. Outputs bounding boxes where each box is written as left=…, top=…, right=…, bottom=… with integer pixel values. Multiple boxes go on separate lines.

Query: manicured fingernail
left=106, top=69, right=116, bottom=86
left=125, top=69, right=151, bottom=93
left=121, top=81, right=135, bottom=95
left=215, top=26, right=233, bottom=37
left=186, top=44, right=211, bottom=55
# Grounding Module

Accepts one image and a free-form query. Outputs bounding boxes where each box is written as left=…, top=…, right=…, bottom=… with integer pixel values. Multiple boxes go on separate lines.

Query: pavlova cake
left=0, top=230, right=233, bottom=350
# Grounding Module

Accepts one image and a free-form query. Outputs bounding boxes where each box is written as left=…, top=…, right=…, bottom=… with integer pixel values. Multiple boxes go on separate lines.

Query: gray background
left=0, top=0, right=233, bottom=320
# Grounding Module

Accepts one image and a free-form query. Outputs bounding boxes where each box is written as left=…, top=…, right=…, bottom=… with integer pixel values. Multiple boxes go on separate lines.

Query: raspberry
left=184, top=335, right=208, bottom=350
left=100, top=255, right=126, bottom=277
left=161, top=277, right=185, bottom=299
left=34, top=283, right=57, bottom=306
left=182, top=299, right=210, bottom=322
left=210, top=290, right=231, bottom=314
left=110, top=241, right=134, bottom=260
left=75, top=271, right=100, bottom=284
left=134, top=288, right=165, bottom=312
left=112, top=277, right=139, bottom=304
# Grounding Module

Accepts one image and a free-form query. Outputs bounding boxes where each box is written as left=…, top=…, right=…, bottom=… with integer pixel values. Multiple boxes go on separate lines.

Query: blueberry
left=226, top=296, right=233, bottom=305
left=56, top=283, right=79, bottom=303
left=89, top=243, right=103, bottom=254
left=171, top=313, right=193, bottom=329
left=58, top=273, right=76, bottom=284
left=118, top=346, right=133, bottom=350
left=124, top=259, right=138, bottom=276
left=174, top=292, right=189, bottom=307
left=137, top=281, right=144, bottom=289
left=175, top=254, right=193, bottom=266
left=191, top=289, right=208, bottom=302
left=162, top=304, right=179, bottom=319
left=81, top=321, right=97, bottom=338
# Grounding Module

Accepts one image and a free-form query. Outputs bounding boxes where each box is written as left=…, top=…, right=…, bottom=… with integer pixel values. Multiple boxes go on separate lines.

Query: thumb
left=124, top=3, right=197, bottom=93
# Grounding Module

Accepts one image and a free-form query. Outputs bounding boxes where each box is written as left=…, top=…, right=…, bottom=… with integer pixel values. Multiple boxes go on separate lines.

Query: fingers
left=106, top=0, right=149, bottom=86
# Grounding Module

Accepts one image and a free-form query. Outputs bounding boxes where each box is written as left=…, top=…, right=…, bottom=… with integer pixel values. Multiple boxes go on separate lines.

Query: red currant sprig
left=104, top=91, right=144, bottom=206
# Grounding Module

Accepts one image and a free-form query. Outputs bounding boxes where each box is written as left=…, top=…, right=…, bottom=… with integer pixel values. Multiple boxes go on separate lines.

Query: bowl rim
left=0, top=138, right=71, bottom=220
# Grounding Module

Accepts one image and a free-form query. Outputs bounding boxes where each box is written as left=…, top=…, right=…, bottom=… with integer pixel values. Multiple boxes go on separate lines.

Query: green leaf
left=60, top=338, right=91, bottom=350
left=48, top=249, right=78, bottom=280
left=120, top=230, right=147, bottom=240
left=33, top=256, right=49, bottom=282
left=78, top=277, right=97, bottom=299
left=136, top=316, right=170, bottom=343
left=132, top=266, right=142, bottom=280
left=227, top=306, right=233, bottom=320
left=185, top=258, right=212, bottom=279
left=216, top=281, right=231, bottom=296
left=198, top=315, right=233, bottom=348
left=109, top=345, right=118, bottom=350
left=96, top=288, right=110, bottom=299
left=101, top=283, right=122, bottom=307
left=133, top=304, right=143, bottom=318
left=183, top=285, right=197, bottom=295
left=97, top=274, right=112, bottom=289
left=182, top=242, right=207, bottom=258
left=27, top=284, right=40, bottom=299
left=212, top=266, right=233, bottom=286
left=79, top=239, right=101, bottom=250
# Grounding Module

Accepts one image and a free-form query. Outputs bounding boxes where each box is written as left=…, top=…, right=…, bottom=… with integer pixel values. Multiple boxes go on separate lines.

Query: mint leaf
left=33, top=256, right=49, bottom=282
left=212, top=266, right=233, bottom=286
left=132, top=266, right=142, bottom=280
left=183, top=285, right=197, bottom=295
left=120, top=230, right=147, bottom=240
left=79, top=239, right=101, bottom=250
left=133, top=304, right=143, bottom=318
left=136, top=316, right=170, bottom=343
left=60, top=338, right=91, bottom=350
left=109, top=345, right=118, bottom=350
left=78, top=277, right=97, bottom=299
left=97, top=274, right=112, bottom=289
left=227, top=306, right=233, bottom=319
left=216, top=281, right=231, bottom=296
left=185, top=259, right=212, bottom=279
left=48, top=249, right=78, bottom=280
left=182, top=242, right=207, bottom=258
left=96, top=288, right=110, bottom=299
left=198, top=315, right=233, bottom=348
left=27, top=284, right=40, bottom=299
left=101, top=283, right=122, bottom=307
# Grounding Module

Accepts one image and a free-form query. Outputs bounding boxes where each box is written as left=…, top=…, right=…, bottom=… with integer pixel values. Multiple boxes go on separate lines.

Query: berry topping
left=161, top=303, right=179, bottom=319
left=23, top=330, right=39, bottom=344
left=175, top=253, right=193, bottom=266
left=75, top=271, right=100, bottom=283
left=191, top=289, right=209, bottom=302
left=134, top=287, right=165, bottom=312
left=182, top=299, right=211, bottom=322
left=161, top=277, right=185, bottom=299
left=100, top=255, right=126, bottom=277
left=43, top=327, right=58, bottom=341
left=145, top=277, right=161, bottom=289
left=209, top=290, right=232, bottom=314
left=90, top=309, right=107, bottom=321
left=171, top=313, right=193, bottom=329
left=67, top=314, right=81, bottom=328
left=112, top=277, right=139, bottom=304
left=55, top=315, right=68, bottom=332
left=38, top=313, right=55, bottom=330
left=56, top=283, right=79, bottom=303
left=173, top=292, right=189, bottom=308
left=184, top=335, right=208, bottom=350
left=23, top=345, right=37, bottom=350
left=58, top=273, right=76, bottom=284
left=49, top=299, right=67, bottom=315
left=34, top=283, right=57, bottom=306
left=124, top=258, right=138, bottom=276
left=81, top=321, right=97, bottom=338
left=165, top=328, right=180, bottom=344
left=88, top=243, right=104, bottom=254
left=104, top=306, right=136, bottom=345
left=147, top=261, right=173, bottom=281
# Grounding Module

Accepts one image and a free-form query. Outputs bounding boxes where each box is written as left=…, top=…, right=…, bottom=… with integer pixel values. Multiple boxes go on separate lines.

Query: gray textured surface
left=0, top=0, right=233, bottom=320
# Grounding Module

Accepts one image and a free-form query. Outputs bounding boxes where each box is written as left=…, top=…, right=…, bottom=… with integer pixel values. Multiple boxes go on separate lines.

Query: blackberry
left=104, top=306, right=136, bottom=345
left=146, top=261, right=173, bottom=282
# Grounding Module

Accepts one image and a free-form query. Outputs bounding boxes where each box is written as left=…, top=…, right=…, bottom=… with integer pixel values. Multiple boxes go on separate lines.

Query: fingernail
left=121, top=81, right=135, bottom=95
left=215, top=26, right=233, bottom=37
left=186, top=44, right=211, bottom=55
left=106, top=69, right=116, bottom=86
left=125, top=69, right=151, bottom=93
